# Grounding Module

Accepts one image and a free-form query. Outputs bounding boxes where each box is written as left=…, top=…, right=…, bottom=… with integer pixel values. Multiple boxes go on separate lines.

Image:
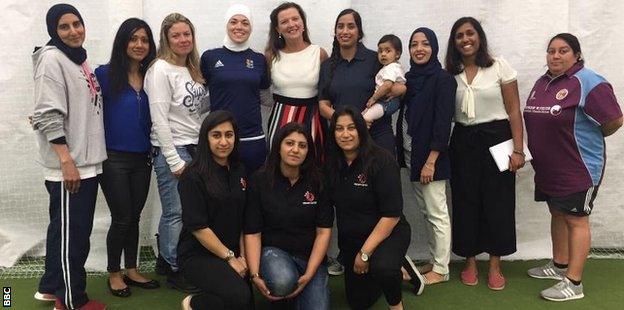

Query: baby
left=363, top=34, right=405, bottom=122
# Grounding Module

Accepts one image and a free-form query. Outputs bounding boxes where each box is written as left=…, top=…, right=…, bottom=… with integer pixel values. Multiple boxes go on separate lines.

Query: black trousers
left=181, top=254, right=253, bottom=310
left=342, top=221, right=410, bottom=309
left=450, top=120, right=517, bottom=257
left=100, top=150, right=151, bottom=272
left=38, top=177, right=99, bottom=309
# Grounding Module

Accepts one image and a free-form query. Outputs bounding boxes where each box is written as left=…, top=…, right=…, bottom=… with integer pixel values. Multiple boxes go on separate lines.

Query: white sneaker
left=527, top=261, right=566, bottom=280
left=34, top=291, right=56, bottom=302
left=540, top=277, right=584, bottom=302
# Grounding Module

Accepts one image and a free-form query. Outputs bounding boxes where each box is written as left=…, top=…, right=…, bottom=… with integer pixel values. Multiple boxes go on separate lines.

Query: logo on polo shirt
left=303, top=191, right=317, bottom=205
left=556, top=88, right=568, bottom=100
left=354, top=173, right=368, bottom=187
left=550, top=104, right=562, bottom=116
left=528, top=90, right=536, bottom=101
left=246, top=59, right=254, bottom=68
left=214, top=60, right=224, bottom=68
left=240, top=177, right=247, bottom=191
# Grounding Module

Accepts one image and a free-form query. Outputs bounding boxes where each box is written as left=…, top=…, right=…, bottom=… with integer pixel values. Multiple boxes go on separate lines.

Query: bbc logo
left=2, top=287, right=10, bottom=307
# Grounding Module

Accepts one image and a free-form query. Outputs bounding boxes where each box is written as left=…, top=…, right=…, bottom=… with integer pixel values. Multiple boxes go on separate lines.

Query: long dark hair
left=323, top=9, right=364, bottom=97
left=263, top=122, right=321, bottom=189
left=265, top=2, right=311, bottom=62
left=445, top=17, right=494, bottom=75
left=108, top=18, right=156, bottom=94
left=326, top=106, right=384, bottom=186
left=183, top=111, right=240, bottom=198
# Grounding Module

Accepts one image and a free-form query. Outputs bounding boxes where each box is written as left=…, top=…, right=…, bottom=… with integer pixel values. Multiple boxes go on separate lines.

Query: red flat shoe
left=460, top=268, right=478, bottom=286
left=488, top=272, right=506, bottom=291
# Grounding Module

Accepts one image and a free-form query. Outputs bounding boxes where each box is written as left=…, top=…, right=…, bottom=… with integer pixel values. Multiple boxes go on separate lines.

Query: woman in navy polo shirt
left=200, top=4, right=270, bottom=174
left=244, top=123, right=333, bottom=309
left=318, top=9, right=405, bottom=155
left=524, top=33, right=622, bottom=302
left=326, top=106, right=417, bottom=310
left=95, top=18, right=159, bottom=297
left=178, top=111, right=252, bottom=310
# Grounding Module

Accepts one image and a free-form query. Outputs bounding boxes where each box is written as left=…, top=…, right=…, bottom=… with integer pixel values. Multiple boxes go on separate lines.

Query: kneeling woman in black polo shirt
left=244, top=123, right=333, bottom=309
left=178, top=111, right=252, bottom=310
left=326, top=106, right=414, bottom=310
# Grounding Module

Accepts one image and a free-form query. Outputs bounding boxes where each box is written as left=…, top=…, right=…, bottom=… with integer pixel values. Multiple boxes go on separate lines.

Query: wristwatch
left=224, top=249, right=235, bottom=261
left=359, top=250, right=370, bottom=262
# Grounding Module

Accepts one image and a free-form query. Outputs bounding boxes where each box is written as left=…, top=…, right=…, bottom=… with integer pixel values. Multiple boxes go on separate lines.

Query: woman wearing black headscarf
left=396, top=27, right=456, bottom=285
left=31, top=3, right=107, bottom=309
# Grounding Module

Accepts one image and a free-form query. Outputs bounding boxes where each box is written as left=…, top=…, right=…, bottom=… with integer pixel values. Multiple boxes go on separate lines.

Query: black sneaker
left=167, top=271, right=201, bottom=294
left=402, top=255, right=425, bottom=295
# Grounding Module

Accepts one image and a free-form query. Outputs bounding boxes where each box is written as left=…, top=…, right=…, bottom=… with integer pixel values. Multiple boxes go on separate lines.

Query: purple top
left=524, top=63, right=622, bottom=197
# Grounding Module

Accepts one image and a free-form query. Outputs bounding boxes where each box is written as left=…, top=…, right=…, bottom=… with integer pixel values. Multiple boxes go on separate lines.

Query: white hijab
left=223, top=4, right=252, bottom=52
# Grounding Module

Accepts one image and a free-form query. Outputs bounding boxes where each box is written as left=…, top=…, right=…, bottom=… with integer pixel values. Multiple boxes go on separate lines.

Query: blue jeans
left=153, top=146, right=193, bottom=271
left=382, top=97, right=400, bottom=116
left=260, top=247, right=329, bottom=310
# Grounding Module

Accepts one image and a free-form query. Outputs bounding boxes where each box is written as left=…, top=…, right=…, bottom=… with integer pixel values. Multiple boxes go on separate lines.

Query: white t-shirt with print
left=145, top=59, right=208, bottom=171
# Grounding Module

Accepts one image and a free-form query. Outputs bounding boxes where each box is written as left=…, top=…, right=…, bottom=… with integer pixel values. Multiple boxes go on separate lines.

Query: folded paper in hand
left=488, top=139, right=532, bottom=172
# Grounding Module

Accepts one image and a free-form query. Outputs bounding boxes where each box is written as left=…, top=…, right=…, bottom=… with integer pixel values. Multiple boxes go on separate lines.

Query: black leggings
left=182, top=254, right=253, bottom=309
left=100, top=150, right=151, bottom=272
left=342, top=221, right=410, bottom=309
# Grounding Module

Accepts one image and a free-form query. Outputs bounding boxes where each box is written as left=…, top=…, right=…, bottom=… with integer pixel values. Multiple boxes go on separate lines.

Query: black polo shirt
left=177, top=163, right=247, bottom=263
left=318, top=43, right=392, bottom=137
left=329, top=149, right=406, bottom=248
left=244, top=170, right=334, bottom=259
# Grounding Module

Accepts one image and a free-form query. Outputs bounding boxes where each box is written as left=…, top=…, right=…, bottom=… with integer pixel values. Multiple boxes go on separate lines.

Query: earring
left=278, top=33, right=282, bottom=39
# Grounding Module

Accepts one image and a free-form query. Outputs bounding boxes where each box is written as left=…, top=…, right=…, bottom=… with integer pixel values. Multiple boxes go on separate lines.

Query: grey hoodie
left=31, top=46, right=106, bottom=171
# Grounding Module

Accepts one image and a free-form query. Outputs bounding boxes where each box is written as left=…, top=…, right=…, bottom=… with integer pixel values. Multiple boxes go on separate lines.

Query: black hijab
left=404, top=27, right=442, bottom=99
left=44, top=3, right=87, bottom=65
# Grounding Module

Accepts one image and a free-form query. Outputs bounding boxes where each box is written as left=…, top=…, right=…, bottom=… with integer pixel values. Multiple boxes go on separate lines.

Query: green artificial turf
left=2, top=259, right=622, bottom=309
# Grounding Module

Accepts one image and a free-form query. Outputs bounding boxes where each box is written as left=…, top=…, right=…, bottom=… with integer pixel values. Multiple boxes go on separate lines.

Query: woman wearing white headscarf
left=200, top=3, right=270, bottom=174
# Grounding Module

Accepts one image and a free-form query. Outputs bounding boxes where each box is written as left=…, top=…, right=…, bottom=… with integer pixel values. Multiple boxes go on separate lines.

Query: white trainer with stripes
left=540, top=277, right=584, bottom=302
left=527, top=260, right=566, bottom=280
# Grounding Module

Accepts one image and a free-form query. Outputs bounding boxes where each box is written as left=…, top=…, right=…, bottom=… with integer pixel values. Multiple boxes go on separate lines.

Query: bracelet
left=250, top=273, right=260, bottom=279
left=424, top=162, right=435, bottom=167
left=512, top=150, right=525, bottom=157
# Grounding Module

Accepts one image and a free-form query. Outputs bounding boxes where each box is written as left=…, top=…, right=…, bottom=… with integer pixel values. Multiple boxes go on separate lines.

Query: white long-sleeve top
left=144, top=59, right=208, bottom=172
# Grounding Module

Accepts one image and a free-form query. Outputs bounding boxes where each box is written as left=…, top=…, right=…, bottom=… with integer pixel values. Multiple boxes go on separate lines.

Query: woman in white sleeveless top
left=265, top=2, right=328, bottom=157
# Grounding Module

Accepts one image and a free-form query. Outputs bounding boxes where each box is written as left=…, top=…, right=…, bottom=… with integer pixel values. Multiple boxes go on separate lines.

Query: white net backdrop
left=1, top=0, right=622, bottom=276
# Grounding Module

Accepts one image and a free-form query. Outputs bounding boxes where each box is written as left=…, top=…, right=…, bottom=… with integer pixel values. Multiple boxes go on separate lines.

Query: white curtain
left=1, top=0, right=622, bottom=269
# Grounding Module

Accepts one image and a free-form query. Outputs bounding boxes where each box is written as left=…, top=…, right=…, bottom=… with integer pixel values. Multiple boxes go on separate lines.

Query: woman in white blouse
left=444, top=17, right=525, bottom=291
left=144, top=12, right=208, bottom=292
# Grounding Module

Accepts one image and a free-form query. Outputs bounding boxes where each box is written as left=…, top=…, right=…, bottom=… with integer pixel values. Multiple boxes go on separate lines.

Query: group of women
left=31, top=1, right=622, bottom=310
